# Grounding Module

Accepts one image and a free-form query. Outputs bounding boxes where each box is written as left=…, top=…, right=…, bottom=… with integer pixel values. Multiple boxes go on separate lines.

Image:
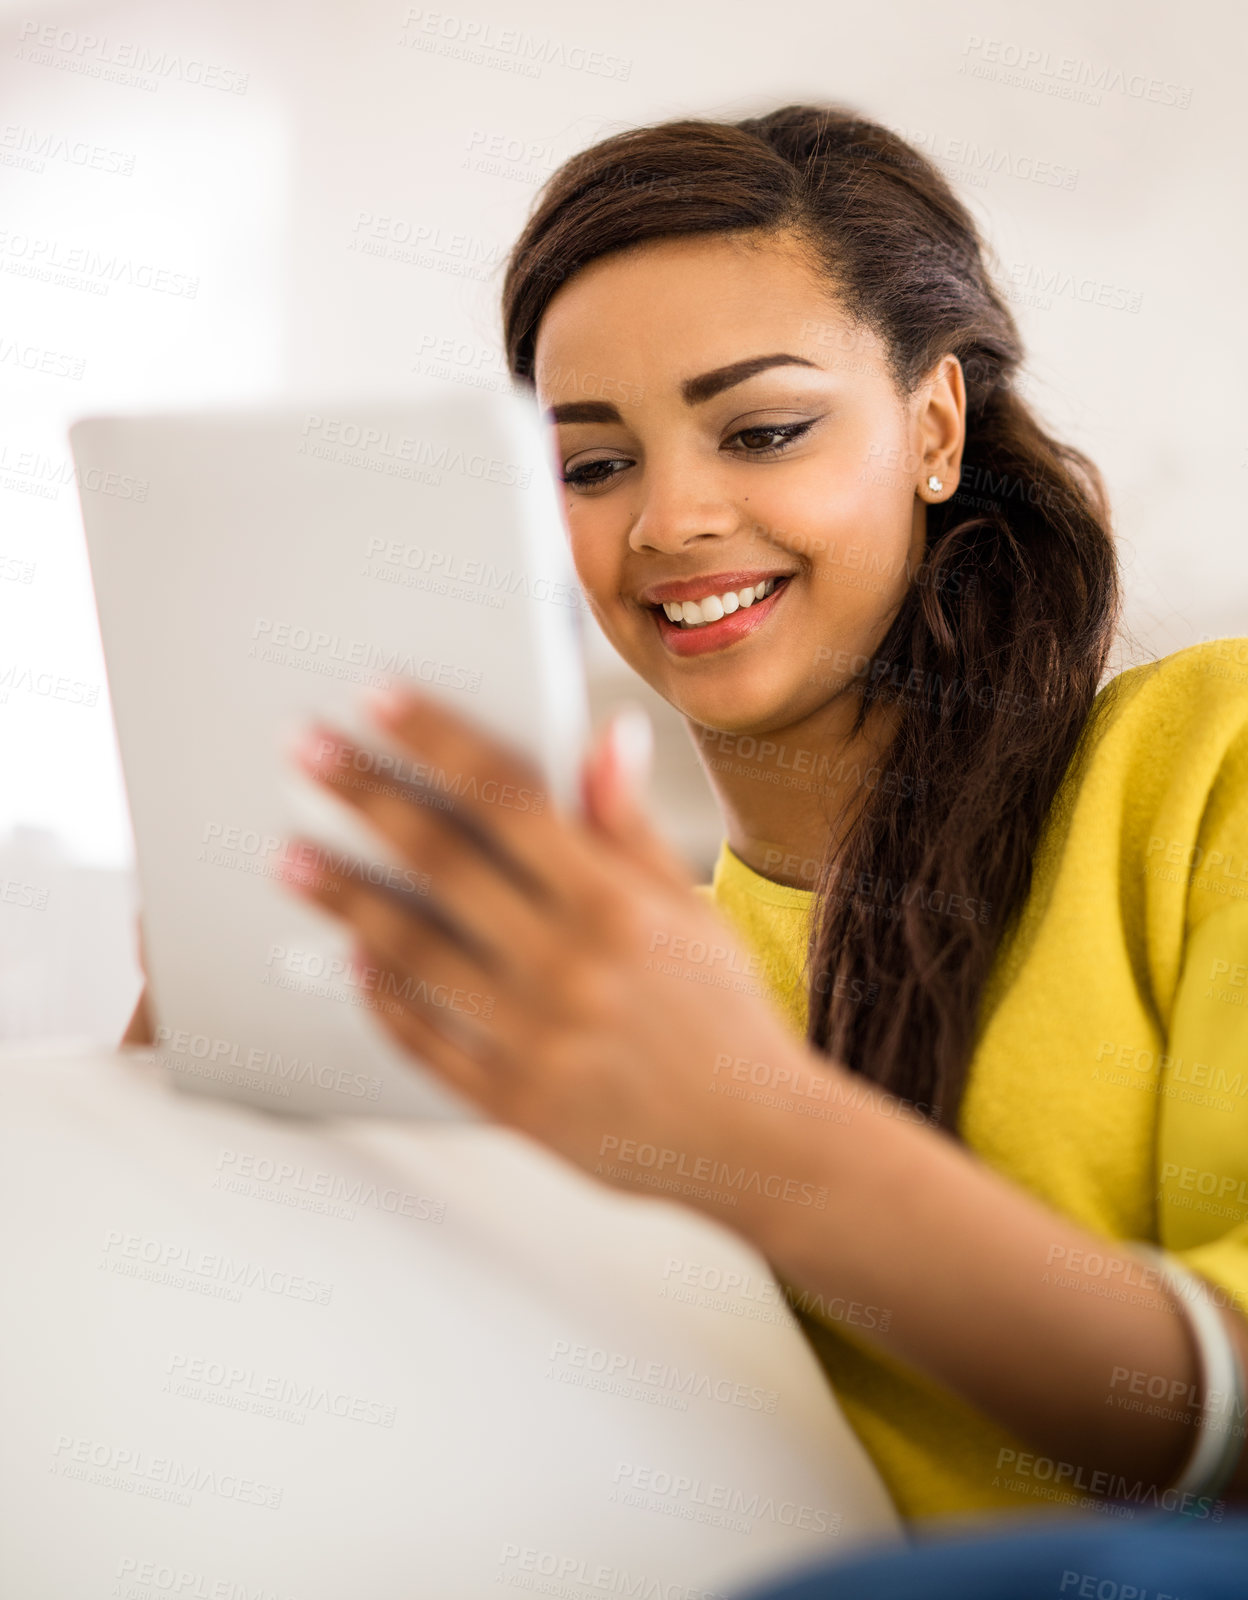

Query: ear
left=579, top=705, right=694, bottom=893
left=913, top=353, right=966, bottom=502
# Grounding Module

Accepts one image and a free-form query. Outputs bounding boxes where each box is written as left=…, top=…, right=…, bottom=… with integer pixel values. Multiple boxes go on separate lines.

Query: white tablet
left=71, top=390, right=590, bottom=1119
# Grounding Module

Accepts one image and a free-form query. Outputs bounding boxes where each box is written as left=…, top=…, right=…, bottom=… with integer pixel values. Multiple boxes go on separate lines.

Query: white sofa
left=0, top=1045, right=900, bottom=1598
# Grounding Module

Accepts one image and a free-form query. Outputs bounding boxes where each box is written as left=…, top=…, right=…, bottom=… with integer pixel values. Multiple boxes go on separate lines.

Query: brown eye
left=562, top=456, right=631, bottom=490
left=728, top=420, right=817, bottom=455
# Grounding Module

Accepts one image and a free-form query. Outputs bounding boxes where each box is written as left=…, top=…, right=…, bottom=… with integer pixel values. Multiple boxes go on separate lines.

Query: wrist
left=713, top=1052, right=955, bottom=1318
left=694, top=1045, right=854, bottom=1261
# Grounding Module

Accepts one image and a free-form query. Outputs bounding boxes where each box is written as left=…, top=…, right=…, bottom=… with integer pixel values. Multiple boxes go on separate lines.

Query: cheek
left=566, top=510, right=626, bottom=613
left=745, top=453, right=914, bottom=574
left=827, top=470, right=914, bottom=554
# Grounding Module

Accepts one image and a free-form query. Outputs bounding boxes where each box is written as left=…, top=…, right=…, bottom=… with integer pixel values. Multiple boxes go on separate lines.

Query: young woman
left=275, top=105, right=1248, bottom=1525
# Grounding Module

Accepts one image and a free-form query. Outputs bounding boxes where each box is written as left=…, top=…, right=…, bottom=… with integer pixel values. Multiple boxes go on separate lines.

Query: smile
left=650, top=575, right=792, bottom=657
left=660, top=576, right=781, bottom=628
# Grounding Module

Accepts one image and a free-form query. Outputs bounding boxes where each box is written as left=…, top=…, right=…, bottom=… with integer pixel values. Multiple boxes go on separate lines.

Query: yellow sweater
left=694, top=637, right=1248, bottom=1523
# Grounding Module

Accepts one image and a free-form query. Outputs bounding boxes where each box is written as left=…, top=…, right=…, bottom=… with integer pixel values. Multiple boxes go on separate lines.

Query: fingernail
left=292, top=724, right=341, bottom=774
left=609, top=703, right=653, bottom=796
left=363, top=678, right=410, bottom=726
left=278, top=850, right=320, bottom=894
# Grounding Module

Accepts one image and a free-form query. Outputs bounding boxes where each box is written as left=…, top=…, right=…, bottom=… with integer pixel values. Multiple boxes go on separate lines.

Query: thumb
left=581, top=703, right=693, bottom=892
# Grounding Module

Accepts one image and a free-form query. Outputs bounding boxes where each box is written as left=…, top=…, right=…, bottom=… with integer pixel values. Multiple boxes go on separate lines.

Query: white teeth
left=660, top=577, right=781, bottom=628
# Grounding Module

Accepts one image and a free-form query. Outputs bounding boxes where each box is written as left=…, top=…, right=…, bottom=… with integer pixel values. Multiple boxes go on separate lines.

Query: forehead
left=532, top=231, right=878, bottom=398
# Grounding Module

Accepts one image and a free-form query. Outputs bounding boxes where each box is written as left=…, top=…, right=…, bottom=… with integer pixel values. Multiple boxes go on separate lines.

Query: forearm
left=709, top=1058, right=1248, bottom=1502
left=121, top=983, right=154, bottom=1046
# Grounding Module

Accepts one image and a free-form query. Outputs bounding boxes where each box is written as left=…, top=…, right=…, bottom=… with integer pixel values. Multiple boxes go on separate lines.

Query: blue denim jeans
left=737, top=1514, right=1248, bottom=1599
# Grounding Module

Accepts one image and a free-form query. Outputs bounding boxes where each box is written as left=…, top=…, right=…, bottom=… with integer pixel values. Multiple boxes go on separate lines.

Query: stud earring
left=926, top=474, right=943, bottom=494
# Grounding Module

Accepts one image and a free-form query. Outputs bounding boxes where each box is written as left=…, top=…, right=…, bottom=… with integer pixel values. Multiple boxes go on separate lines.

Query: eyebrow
left=543, top=352, right=820, bottom=425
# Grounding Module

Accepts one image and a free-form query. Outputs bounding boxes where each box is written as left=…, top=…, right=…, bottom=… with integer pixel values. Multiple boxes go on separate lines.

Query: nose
left=625, top=453, right=741, bottom=556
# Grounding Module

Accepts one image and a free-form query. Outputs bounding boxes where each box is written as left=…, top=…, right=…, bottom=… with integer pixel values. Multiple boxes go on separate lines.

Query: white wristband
left=1133, top=1245, right=1247, bottom=1503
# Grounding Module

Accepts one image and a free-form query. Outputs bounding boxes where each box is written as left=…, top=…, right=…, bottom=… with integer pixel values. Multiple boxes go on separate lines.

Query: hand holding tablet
left=274, top=671, right=824, bottom=1231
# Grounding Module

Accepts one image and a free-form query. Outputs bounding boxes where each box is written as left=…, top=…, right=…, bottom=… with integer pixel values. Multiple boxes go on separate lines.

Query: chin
left=669, top=682, right=799, bottom=737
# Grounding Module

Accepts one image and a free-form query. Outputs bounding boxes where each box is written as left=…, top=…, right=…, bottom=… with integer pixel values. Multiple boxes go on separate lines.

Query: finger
left=350, top=939, right=502, bottom=1112
left=284, top=783, right=550, bottom=980
left=281, top=841, right=561, bottom=1059
left=581, top=706, right=694, bottom=894
left=283, top=841, right=500, bottom=996
left=391, top=833, right=554, bottom=986
left=295, top=724, right=554, bottom=907
left=359, top=683, right=608, bottom=902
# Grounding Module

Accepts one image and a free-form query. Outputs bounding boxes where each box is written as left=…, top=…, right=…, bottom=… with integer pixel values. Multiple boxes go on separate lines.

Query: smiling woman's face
left=534, top=229, right=962, bottom=738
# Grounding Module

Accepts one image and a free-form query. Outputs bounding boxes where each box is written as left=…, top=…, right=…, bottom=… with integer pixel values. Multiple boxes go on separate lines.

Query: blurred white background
left=1, top=0, right=1244, bottom=1043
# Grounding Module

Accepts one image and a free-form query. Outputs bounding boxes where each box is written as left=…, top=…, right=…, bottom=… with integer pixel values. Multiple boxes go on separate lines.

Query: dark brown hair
left=500, top=104, right=1120, bottom=1133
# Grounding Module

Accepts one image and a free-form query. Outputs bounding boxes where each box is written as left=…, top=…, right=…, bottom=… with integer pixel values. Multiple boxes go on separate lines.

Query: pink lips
left=653, top=577, right=791, bottom=657
left=640, top=570, right=795, bottom=606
